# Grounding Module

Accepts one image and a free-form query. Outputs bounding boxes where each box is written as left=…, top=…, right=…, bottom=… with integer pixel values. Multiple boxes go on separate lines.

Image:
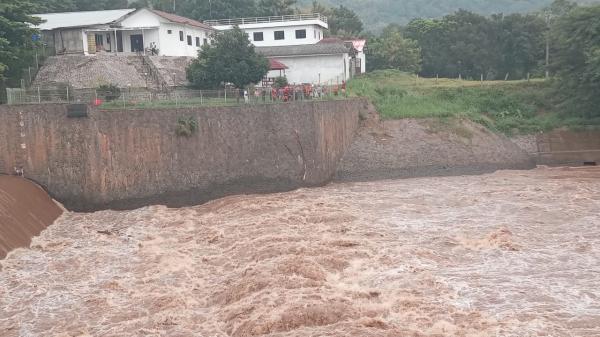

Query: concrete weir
left=0, top=176, right=63, bottom=259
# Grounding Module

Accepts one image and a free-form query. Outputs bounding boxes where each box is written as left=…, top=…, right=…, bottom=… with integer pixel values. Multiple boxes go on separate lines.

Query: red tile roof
left=269, top=58, right=288, bottom=70
left=151, top=10, right=214, bottom=30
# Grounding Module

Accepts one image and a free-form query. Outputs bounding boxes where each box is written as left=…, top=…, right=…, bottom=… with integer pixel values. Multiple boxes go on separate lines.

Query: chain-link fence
left=6, top=84, right=349, bottom=108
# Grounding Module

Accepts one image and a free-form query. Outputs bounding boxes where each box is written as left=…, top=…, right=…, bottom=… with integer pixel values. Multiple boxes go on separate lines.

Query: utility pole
left=545, top=11, right=553, bottom=79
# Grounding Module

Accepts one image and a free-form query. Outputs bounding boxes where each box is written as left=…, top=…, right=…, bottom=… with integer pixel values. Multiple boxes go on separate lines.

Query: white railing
left=205, top=13, right=327, bottom=26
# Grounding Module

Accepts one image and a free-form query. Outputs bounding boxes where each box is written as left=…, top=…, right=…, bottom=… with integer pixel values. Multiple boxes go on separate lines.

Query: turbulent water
left=1, top=167, right=599, bottom=337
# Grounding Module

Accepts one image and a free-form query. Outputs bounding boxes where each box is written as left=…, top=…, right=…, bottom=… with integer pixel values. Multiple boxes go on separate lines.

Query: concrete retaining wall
left=512, top=129, right=600, bottom=166
left=0, top=100, right=362, bottom=211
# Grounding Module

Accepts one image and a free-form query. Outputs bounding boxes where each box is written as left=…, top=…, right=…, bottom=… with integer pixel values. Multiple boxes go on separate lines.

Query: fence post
left=37, top=86, right=41, bottom=103
left=66, top=86, right=69, bottom=103
left=224, top=89, right=227, bottom=103
left=122, top=88, right=126, bottom=108
left=200, top=90, right=203, bottom=105
left=28, top=67, right=32, bottom=84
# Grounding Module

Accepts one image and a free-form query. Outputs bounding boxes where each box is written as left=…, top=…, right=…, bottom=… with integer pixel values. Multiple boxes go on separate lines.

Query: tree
left=257, top=0, right=297, bottom=16
left=329, top=5, right=363, bottom=37
left=187, top=27, right=269, bottom=89
left=368, top=26, right=421, bottom=73
left=551, top=4, right=600, bottom=118
left=0, top=0, right=41, bottom=85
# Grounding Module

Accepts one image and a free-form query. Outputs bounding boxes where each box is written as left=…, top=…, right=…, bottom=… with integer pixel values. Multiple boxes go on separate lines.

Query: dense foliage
left=298, top=0, right=599, bottom=32
left=0, top=0, right=41, bottom=85
left=186, top=27, right=269, bottom=89
left=367, top=27, right=421, bottom=73
left=551, top=4, right=600, bottom=117
left=404, top=11, right=546, bottom=80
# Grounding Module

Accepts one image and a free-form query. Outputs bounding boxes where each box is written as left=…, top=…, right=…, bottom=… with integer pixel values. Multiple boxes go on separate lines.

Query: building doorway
left=130, top=34, right=144, bottom=53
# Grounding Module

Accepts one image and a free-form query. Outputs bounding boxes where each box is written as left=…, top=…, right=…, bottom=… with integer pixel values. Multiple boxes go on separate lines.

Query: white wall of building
left=267, top=53, right=350, bottom=84
left=245, top=24, right=324, bottom=47
left=157, top=23, right=211, bottom=57
left=214, top=21, right=325, bottom=47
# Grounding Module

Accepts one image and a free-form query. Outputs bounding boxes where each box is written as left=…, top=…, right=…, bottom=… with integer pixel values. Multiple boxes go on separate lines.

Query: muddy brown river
left=1, top=167, right=599, bottom=337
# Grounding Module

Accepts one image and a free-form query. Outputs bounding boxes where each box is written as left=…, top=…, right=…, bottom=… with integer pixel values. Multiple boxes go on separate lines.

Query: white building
left=35, top=8, right=214, bottom=57
left=205, top=13, right=327, bottom=47
left=258, top=42, right=351, bottom=85
left=207, top=13, right=366, bottom=85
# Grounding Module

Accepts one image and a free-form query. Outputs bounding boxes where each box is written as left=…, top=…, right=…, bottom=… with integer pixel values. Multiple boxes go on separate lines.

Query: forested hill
left=299, top=0, right=599, bottom=31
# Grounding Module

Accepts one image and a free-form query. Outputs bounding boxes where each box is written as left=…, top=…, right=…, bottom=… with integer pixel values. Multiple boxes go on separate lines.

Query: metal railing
left=205, top=13, right=328, bottom=26
left=6, top=84, right=349, bottom=108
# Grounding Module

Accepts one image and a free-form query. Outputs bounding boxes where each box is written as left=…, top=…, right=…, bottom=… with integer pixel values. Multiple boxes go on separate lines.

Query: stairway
left=129, top=55, right=170, bottom=93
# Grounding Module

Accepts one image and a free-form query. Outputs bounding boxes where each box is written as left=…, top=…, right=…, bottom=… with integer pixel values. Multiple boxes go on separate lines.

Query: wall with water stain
left=536, top=129, right=600, bottom=166
left=0, top=100, right=362, bottom=211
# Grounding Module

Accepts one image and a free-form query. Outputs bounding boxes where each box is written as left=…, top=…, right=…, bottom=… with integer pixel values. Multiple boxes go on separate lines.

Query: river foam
left=1, top=167, right=599, bottom=336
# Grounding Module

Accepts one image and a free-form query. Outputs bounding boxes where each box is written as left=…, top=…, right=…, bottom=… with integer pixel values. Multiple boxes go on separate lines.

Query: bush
left=97, top=84, right=121, bottom=101
left=175, top=116, right=198, bottom=137
left=273, top=76, right=288, bottom=88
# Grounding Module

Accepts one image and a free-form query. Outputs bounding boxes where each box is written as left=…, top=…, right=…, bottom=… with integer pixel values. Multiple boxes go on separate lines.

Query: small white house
left=35, top=8, right=214, bottom=57
left=258, top=42, right=351, bottom=85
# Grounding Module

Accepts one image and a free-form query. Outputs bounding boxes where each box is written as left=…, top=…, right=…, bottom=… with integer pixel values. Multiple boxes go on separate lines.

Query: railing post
left=200, top=90, right=203, bottom=105
left=66, top=86, right=69, bottom=103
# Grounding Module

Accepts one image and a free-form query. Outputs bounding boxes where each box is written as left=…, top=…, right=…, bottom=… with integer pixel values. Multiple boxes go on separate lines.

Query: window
left=167, top=30, right=172, bottom=34
left=187, top=35, right=192, bottom=45
left=295, top=29, right=306, bottom=39
left=195, top=37, right=200, bottom=46
left=274, top=30, right=284, bottom=40
left=253, top=32, right=264, bottom=41
left=179, top=31, right=184, bottom=41
left=203, top=38, right=208, bottom=45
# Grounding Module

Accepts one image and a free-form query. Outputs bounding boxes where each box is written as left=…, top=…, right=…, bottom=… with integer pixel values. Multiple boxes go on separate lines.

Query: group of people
left=243, top=82, right=347, bottom=103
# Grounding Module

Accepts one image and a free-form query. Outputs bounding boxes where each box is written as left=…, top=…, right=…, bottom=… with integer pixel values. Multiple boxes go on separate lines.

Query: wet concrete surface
left=1, top=167, right=599, bottom=336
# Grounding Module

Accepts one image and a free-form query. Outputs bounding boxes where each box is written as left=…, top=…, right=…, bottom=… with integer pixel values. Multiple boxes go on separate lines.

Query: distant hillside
left=300, top=0, right=600, bottom=32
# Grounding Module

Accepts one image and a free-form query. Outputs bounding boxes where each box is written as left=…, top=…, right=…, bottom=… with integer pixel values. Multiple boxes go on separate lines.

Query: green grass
left=348, top=69, right=600, bottom=135
left=98, top=94, right=347, bottom=110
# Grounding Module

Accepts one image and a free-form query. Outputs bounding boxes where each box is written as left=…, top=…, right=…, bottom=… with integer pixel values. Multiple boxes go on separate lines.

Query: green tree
left=257, top=0, right=297, bottom=16
left=187, top=27, right=269, bottom=89
left=551, top=4, right=600, bottom=117
left=368, top=26, right=421, bottom=73
left=329, top=5, right=363, bottom=37
left=0, top=0, right=41, bottom=85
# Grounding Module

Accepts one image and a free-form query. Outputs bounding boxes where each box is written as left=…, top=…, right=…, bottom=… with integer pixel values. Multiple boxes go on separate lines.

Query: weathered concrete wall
left=512, top=129, right=600, bottom=166
left=0, top=100, right=362, bottom=211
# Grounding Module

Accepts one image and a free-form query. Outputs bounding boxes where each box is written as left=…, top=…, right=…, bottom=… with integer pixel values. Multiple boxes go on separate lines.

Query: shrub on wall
left=175, top=116, right=198, bottom=137
left=97, top=84, right=121, bottom=101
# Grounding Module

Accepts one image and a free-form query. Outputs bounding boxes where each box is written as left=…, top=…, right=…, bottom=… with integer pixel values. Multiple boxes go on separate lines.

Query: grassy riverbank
left=348, top=70, right=599, bottom=134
